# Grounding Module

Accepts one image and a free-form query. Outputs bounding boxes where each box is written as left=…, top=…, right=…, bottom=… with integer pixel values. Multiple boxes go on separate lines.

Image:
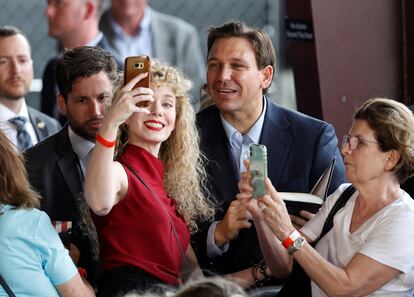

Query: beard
left=0, top=83, right=30, bottom=100
left=68, top=116, right=103, bottom=142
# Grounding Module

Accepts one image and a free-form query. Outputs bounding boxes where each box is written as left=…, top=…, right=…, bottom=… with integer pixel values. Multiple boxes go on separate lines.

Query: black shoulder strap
left=316, top=185, right=356, bottom=243
left=0, top=275, right=16, bottom=297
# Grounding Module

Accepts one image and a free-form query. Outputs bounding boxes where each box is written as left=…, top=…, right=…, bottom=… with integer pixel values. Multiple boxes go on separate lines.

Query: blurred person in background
left=41, top=0, right=116, bottom=124
left=0, top=25, right=60, bottom=151
left=100, top=0, right=205, bottom=110
left=124, top=276, right=248, bottom=297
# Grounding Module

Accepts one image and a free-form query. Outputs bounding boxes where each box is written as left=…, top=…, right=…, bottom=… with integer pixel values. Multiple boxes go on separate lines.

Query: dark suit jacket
left=192, top=98, right=345, bottom=274
left=25, top=126, right=99, bottom=284
left=40, top=36, right=116, bottom=124
left=28, top=106, right=61, bottom=141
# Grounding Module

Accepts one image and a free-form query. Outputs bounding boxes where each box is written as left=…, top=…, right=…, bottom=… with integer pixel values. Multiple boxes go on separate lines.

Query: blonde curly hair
left=117, top=59, right=215, bottom=233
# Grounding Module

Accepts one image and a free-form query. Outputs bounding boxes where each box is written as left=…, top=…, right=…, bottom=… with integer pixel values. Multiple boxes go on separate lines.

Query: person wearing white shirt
left=239, top=98, right=414, bottom=296
left=0, top=26, right=60, bottom=151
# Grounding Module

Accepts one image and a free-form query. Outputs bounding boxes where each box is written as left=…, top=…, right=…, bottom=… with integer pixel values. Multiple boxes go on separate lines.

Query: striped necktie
left=8, top=116, right=33, bottom=151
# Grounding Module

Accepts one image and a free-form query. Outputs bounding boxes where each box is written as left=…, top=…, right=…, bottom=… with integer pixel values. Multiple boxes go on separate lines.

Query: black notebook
left=280, top=158, right=336, bottom=215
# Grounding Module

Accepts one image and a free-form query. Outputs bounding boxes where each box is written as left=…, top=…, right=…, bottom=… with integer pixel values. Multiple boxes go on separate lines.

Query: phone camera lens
left=134, top=63, right=139, bottom=68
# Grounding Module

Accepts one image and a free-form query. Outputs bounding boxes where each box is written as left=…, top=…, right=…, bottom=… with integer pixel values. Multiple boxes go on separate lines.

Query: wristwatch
left=287, top=236, right=305, bottom=255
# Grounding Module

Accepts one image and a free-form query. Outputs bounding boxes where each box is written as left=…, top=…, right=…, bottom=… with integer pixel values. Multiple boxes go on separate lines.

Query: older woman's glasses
left=342, top=135, right=379, bottom=151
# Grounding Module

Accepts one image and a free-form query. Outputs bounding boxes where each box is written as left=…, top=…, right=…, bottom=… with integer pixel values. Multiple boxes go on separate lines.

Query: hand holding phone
left=124, top=55, right=150, bottom=107
left=248, top=143, right=268, bottom=198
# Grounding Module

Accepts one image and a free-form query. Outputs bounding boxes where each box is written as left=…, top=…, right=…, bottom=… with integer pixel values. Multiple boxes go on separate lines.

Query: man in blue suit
left=193, top=21, right=345, bottom=282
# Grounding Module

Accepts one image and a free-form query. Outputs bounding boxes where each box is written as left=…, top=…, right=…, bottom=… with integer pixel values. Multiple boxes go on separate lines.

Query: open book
left=280, top=158, right=336, bottom=215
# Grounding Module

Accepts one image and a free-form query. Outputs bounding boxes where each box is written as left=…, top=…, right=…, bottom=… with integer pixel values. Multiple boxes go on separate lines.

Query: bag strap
left=315, top=185, right=356, bottom=244
left=121, top=163, right=191, bottom=277
left=0, top=275, right=16, bottom=297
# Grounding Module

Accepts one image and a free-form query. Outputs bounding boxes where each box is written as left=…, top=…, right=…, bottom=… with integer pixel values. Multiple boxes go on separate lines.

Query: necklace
left=350, top=198, right=381, bottom=232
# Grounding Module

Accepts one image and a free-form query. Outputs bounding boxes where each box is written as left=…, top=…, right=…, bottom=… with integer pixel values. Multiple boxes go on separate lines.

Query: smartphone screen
left=248, top=143, right=268, bottom=198
left=124, top=55, right=150, bottom=107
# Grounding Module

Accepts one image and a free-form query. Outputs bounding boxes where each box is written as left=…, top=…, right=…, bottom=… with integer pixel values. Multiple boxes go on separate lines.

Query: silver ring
left=259, top=205, right=267, bottom=213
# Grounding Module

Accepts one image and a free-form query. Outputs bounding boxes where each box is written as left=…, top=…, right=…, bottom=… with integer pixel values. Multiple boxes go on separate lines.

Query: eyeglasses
left=341, top=135, right=379, bottom=151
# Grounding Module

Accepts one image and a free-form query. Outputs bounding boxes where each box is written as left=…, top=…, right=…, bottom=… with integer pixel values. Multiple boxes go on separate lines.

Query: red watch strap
left=282, top=230, right=301, bottom=249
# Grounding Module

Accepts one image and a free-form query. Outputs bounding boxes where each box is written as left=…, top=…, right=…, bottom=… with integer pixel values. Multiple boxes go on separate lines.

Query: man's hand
left=289, top=210, right=315, bottom=229
left=214, top=200, right=252, bottom=247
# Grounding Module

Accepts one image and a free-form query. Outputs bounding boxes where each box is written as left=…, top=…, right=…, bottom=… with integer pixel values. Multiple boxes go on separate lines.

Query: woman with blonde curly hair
left=85, top=59, right=214, bottom=297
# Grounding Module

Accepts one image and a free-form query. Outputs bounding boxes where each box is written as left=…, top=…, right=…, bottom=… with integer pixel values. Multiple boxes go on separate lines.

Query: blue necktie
left=8, top=116, right=33, bottom=151
left=231, top=132, right=253, bottom=173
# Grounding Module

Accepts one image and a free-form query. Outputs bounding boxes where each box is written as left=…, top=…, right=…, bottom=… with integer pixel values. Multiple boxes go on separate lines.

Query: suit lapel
left=202, top=100, right=295, bottom=203
left=210, top=134, right=239, bottom=204
left=97, top=36, right=123, bottom=70
left=260, top=99, right=293, bottom=187
left=28, top=107, right=48, bottom=141
left=56, top=127, right=84, bottom=202
left=202, top=108, right=239, bottom=204
left=151, top=11, right=174, bottom=64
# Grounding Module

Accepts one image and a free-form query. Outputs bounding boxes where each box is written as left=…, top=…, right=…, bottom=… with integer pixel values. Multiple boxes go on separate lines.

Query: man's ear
left=84, top=0, right=96, bottom=20
left=385, top=149, right=401, bottom=171
left=260, top=65, right=273, bottom=90
left=57, top=94, right=68, bottom=116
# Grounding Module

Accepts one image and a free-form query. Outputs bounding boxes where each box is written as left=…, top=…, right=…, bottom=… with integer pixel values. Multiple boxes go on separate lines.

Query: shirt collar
left=68, top=126, right=95, bottom=159
left=109, top=5, right=152, bottom=39
left=86, top=32, right=104, bottom=46
left=0, top=99, right=30, bottom=122
left=140, top=6, right=152, bottom=31
left=220, top=96, right=267, bottom=145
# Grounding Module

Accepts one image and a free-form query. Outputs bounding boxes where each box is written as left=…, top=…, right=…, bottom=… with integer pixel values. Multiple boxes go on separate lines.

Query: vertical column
left=286, top=0, right=404, bottom=138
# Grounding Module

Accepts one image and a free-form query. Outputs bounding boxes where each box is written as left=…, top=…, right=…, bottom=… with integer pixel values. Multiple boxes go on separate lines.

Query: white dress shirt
left=0, top=100, right=39, bottom=148
left=68, top=126, right=95, bottom=176
left=207, top=98, right=267, bottom=258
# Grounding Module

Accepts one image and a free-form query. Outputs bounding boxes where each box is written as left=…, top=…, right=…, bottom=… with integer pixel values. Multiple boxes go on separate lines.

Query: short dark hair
left=0, top=25, right=24, bottom=38
left=0, top=26, right=31, bottom=52
left=207, top=21, right=275, bottom=92
left=55, top=46, right=119, bottom=100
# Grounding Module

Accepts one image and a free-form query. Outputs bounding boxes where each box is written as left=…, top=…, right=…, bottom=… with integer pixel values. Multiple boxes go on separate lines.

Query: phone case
left=124, top=56, right=150, bottom=107
left=248, top=143, right=268, bottom=198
